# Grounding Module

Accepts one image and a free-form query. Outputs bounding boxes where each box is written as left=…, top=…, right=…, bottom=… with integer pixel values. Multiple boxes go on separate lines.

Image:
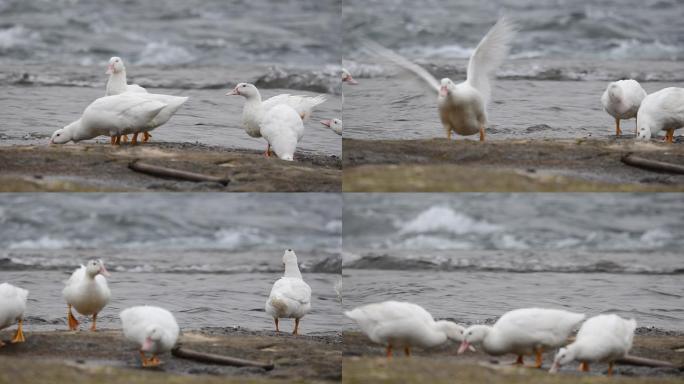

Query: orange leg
left=143, top=132, right=151, bottom=143
left=265, top=144, right=272, bottom=157
left=90, top=313, right=98, bottom=332
left=479, top=124, right=486, bottom=141
left=131, top=133, right=139, bottom=145
left=386, top=344, right=393, bottom=359
left=67, top=305, right=79, bottom=330
left=110, top=136, right=116, bottom=145
left=607, top=362, right=613, bottom=376
left=533, top=347, right=543, bottom=368
left=579, top=362, right=590, bottom=372
left=140, top=350, right=149, bottom=367
left=666, top=128, right=675, bottom=143
left=121, top=135, right=129, bottom=143
left=404, top=346, right=411, bottom=357
left=274, top=318, right=280, bottom=333
left=11, top=319, right=25, bottom=343
left=114, top=135, right=122, bottom=145
left=293, top=318, right=300, bottom=335
left=615, top=118, right=622, bottom=136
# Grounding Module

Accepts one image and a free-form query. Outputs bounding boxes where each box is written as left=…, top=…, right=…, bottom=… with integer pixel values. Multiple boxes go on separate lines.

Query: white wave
left=8, top=236, right=73, bottom=249
left=640, top=228, right=673, bottom=246
left=0, top=25, right=41, bottom=51
left=324, top=219, right=342, bottom=233
left=395, top=235, right=474, bottom=250
left=135, top=41, right=195, bottom=65
left=399, top=206, right=500, bottom=235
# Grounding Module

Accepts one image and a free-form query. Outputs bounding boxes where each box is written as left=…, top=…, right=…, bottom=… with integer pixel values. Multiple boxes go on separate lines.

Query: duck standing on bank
left=265, top=249, right=311, bottom=334
left=62, top=260, right=111, bottom=331
left=361, top=18, right=515, bottom=141
left=120, top=305, right=180, bottom=367
left=0, top=283, right=28, bottom=346
left=550, top=314, right=636, bottom=376
left=636, top=87, right=684, bottom=143
left=345, top=301, right=465, bottom=358
left=601, top=79, right=647, bottom=136
left=458, top=308, right=585, bottom=368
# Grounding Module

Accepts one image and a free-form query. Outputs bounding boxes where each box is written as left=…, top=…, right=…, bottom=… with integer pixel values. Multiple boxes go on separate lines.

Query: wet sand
left=0, top=328, right=341, bottom=383
left=0, top=143, right=341, bottom=192
left=342, top=330, right=684, bottom=383
left=343, top=138, right=684, bottom=192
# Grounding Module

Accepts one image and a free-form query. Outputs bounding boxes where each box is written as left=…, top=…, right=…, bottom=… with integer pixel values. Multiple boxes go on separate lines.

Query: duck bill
left=320, top=119, right=332, bottom=127
left=141, top=337, right=153, bottom=352
left=549, top=362, right=560, bottom=373
left=439, top=86, right=448, bottom=97
left=226, top=88, right=240, bottom=96
left=345, top=77, right=358, bottom=85
left=99, top=264, right=111, bottom=277
left=105, top=64, right=114, bottom=75
left=457, top=340, right=471, bottom=355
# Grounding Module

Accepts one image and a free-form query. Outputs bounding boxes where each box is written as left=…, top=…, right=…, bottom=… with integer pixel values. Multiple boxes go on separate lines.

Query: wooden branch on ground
left=129, top=160, right=229, bottom=185
left=171, top=346, right=274, bottom=370
left=617, top=354, right=677, bottom=368
left=621, top=154, right=684, bottom=175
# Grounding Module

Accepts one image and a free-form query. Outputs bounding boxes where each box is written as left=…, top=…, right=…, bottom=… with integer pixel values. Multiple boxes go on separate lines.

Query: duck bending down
left=458, top=308, right=585, bottom=368
left=345, top=301, right=465, bottom=358
left=0, top=283, right=28, bottom=346
left=601, top=79, right=647, bottom=136
left=636, top=87, right=684, bottom=143
left=550, top=314, right=636, bottom=376
left=62, top=260, right=111, bottom=331
left=120, top=306, right=180, bottom=367
left=321, top=118, right=343, bottom=136
left=227, top=83, right=325, bottom=156
left=50, top=93, right=187, bottom=145
left=265, top=249, right=311, bottom=334
left=361, top=18, right=515, bottom=141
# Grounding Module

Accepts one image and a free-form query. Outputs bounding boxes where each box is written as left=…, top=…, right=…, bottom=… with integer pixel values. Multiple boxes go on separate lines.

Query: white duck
left=345, top=301, right=465, bottom=358
left=0, top=283, right=28, bottom=347
left=550, top=314, right=636, bottom=376
left=362, top=18, right=515, bottom=141
left=600, top=79, right=647, bottom=136
left=50, top=93, right=187, bottom=145
left=321, top=118, right=343, bottom=136
left=458, top=308, right=586, bottom=368
left=227, top=83, right=326, bottom=156
left=636, top=87, right=684, bottom=143
left=265, top=249, right=311, bottom=334
left=259, top=103, right=305, bottom=161
left=105, top=56, right=147, bottom=96
left=62, top=260, right=111, bottom=331
left=120, top=305, right=180, bottom=367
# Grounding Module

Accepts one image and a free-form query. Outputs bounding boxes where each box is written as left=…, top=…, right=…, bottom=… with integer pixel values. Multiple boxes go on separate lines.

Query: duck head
left=86, top=259, right=111, bottom=278
left=457, top=325, right=489, bottom=354
left=106, top=57, right=125, bottom=75
left=142, top=324, right=163, bottom=351
left=342, top=69, right=358, bottom=85
left=440, top=78, right=455, bottom=97
left=226, top=83, right=259, bottom=99
left=549, top=346, right=576, bottom=373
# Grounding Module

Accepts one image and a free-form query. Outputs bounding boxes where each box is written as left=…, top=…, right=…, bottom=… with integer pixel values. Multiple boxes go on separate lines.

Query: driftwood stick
left=616, top=355, right=677, bottom=368
left=128, top=160, right=229, bottom=185
left=621, top=154, right=684, bottom=175
left=171, top=346, right=274, bottom=370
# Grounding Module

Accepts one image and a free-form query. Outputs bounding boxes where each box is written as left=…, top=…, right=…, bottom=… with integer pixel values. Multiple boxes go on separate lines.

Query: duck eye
left=242, top=84, right=246, bottom=87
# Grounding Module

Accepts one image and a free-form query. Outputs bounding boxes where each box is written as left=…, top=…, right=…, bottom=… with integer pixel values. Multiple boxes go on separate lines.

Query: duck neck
left=106, top=69, right=128, bottom=95
left=430, top=321, right=453, bottom=344
left=283, top=261, right=302, bottom=279
left=66, top=119, right=86, bottom=142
